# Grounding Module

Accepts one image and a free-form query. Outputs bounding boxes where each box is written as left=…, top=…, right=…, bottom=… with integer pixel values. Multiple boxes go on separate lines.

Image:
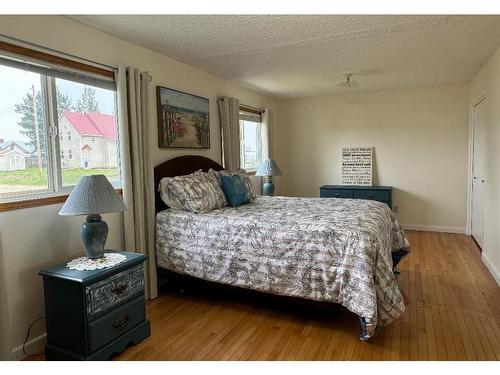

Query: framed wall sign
left=156, top=86, right=210, bottom=149
left=341, top=147, right=373, bottom=185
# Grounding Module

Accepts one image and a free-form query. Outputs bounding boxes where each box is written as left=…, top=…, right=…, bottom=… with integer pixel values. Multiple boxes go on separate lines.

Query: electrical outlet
left=393, top=204, right=399, bottom=213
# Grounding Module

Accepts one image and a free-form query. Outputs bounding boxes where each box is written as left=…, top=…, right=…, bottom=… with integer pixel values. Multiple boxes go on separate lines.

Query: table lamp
left=256, top=158, right=282, bottom=196
left=59, top=175, right=126, bottom=259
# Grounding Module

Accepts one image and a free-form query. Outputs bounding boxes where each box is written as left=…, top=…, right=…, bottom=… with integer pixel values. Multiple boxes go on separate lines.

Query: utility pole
left=32, top=84, right=43, bottom=173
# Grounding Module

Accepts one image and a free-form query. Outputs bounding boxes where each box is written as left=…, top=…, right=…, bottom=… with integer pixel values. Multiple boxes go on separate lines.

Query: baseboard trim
left=481, top=253, right=500, bottom=287
left=11, top=333, right=46, bottom=360
left=401, top=224, right=466, bottom=234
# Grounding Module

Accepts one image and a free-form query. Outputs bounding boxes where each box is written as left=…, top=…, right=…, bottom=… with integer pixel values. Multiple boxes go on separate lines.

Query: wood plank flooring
left=115, top=231, right=500, bottom=360
left=28, top=231, right=500, bottom=360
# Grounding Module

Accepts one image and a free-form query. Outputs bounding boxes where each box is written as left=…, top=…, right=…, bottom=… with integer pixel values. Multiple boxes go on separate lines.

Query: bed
left=154, top=155, right=410, bottom=340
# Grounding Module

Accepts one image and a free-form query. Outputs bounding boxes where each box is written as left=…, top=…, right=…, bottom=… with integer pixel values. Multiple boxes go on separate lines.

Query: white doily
left=66, top=253, right=127, bottom=271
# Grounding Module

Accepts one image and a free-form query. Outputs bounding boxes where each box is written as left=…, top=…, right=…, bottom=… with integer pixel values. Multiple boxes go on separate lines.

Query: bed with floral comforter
left=156, top=195, right=410, bottom=339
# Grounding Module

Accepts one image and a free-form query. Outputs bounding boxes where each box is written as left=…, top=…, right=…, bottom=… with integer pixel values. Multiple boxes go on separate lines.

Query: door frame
left=466, top=94, right=487, bottom=236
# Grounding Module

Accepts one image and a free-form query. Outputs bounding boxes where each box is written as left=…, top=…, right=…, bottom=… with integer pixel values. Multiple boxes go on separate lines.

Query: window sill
left=0, top=188, right=123, bottom=213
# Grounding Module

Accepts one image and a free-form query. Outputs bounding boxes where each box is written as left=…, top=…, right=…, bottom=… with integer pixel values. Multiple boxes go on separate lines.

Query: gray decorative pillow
left=163, top=171, right=228, bottom=213
left=210, top=168, right=256, bottom=201
left=158, top=178, right=185, bottom=210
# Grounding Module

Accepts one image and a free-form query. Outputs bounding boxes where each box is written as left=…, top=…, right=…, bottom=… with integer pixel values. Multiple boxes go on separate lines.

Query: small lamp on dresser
left=256, top=158, right=282, bottom=196
left=59, top=174, right=126, bottom=259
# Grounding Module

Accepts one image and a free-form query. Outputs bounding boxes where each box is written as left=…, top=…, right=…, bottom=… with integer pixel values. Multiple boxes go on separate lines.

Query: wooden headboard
left=154, top=155, right=224, bottom=213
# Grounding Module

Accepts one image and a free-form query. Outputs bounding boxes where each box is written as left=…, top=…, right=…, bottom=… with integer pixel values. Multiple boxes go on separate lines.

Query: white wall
left=0, top=15, right=275, bottom=359
left=0, top=207, right=124, bottom=359
left=274, top=83, right=470, bottom=232
left=469, top=45, right=500, bottom=286
left=58, top=116, right=82, bottom=169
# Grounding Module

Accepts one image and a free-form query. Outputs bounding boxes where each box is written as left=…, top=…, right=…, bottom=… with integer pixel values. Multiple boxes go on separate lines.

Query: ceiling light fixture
left=338, top=73, right=359, bottom=89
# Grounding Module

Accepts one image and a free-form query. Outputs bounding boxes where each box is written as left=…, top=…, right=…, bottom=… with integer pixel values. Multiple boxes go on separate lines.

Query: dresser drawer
left=88, top=295, right=146, bottom=353
left=353, top=189, right=391, bottom=202
left=320, top=189, right=353, bottom=198
left=86, top=264, right=144, bottom=318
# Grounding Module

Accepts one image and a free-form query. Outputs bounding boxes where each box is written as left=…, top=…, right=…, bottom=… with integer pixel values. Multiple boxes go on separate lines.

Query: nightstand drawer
left=86, top=264, right=144, bottom=318
left=353, top=189, right=390, bottom=202
left=320, top=189, right=353, bottom=198
left=88, top=295, right=146, bottom=353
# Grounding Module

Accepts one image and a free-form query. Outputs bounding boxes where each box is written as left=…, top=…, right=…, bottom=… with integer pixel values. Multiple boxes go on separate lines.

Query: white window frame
left=239, top=118, right=263, bottom=173
left=81, top=157, right=91, bottom=170
left=0, top=56, right=120, bottom=204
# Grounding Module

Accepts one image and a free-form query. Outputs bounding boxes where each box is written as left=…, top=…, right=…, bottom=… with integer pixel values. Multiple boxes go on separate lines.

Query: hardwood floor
left=25, top=230, right=499, bottom=361
left=111, top=230, right=500, bottom=360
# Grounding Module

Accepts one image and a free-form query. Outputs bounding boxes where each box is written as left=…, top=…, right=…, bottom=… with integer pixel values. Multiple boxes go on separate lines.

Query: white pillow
left=161, top=170, right=228, bottom=213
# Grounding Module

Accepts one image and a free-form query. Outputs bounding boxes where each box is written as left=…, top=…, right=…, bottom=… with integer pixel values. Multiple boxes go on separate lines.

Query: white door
left=471, top=98, right=487, bottom=249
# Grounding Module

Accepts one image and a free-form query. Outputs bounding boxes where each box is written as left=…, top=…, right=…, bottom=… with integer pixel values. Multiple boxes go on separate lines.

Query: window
left=56, top=79, right=119, bottom=187
left=0, top=51, right=119, bottom=204
left=239, top=107, right=263, bottom=172
left=0, top=65, right=49, bottom=198
left=82, top=158, right=90, bottom=169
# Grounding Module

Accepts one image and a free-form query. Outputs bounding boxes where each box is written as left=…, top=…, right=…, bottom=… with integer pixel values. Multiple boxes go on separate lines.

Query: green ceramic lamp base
left=81, top=214, right=108, bottom=259
left=262, top=177, right=275, bottom=196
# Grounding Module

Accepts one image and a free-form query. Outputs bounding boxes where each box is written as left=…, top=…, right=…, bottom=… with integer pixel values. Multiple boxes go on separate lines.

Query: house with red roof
left=58, top=111, right=118, bottom=169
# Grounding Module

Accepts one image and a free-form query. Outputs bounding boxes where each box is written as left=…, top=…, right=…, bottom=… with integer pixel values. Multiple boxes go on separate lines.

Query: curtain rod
left=240, top=103, right=265, bottom=114
left=0, top=33, right=117, bottom=73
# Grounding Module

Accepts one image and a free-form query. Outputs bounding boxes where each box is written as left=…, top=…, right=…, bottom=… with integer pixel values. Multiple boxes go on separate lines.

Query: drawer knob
left=109, top=314, right=131, bottom=330
left=112, top=282, right=128, bottom=296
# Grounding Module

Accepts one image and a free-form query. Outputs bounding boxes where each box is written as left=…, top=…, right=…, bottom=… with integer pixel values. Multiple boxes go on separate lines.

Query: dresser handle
left=334, top=194, right=341, bottom=198
left=112, top=282, right=128, bottom=296
left=109, top=314, right=130, bottom=330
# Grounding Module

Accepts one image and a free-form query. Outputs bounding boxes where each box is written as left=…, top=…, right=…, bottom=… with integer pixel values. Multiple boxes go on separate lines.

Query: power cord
left=23, top=317, right=46, bottom=357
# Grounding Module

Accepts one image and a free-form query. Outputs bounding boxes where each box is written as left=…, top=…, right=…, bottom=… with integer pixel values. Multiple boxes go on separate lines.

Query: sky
left=0, top=64, right=115, bottom=142
left=159, top=87, right=208, bottom=113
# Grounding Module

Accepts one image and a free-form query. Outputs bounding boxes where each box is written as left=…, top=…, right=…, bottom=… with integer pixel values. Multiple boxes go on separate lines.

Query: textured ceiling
left=70, top=15, right=500, bottom=98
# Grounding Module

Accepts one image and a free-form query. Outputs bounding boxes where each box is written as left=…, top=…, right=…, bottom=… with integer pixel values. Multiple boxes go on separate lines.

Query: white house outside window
left=0, top=53, right=120, bottom=203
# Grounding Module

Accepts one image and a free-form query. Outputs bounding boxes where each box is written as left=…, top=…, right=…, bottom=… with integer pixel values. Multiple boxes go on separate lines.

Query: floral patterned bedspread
left=156, top=196, right=410, bottom=338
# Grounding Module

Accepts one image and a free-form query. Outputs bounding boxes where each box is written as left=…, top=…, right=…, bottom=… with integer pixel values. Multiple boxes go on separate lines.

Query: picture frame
left=156, top=86, right=210, bottom=149
left=341, top=146, right=373, bottom=186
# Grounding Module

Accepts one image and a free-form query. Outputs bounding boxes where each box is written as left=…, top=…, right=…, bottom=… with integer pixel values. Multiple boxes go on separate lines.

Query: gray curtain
left=217, top=96, right=240, bottom=170
left=115, top=66, right=157, bottom=299
left=0, top=241, right=10, bottom=360
left=261, top=108, right=272, bottom=160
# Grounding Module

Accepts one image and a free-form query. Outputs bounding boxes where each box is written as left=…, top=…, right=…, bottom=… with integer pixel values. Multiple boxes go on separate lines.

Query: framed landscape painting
left=156, top=86, right=210, bottom=148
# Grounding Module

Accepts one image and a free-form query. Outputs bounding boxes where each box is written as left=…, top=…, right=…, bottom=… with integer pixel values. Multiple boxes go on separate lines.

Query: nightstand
left=39, top=251, right=151, bottom=360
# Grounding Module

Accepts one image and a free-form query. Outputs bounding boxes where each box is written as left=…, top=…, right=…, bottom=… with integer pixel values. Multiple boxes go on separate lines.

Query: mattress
left=156, top=195, right=410, bottom=338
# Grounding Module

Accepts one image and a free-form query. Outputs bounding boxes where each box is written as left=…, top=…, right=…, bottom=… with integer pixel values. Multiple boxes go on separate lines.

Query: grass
left=0, top=167, right=119, bottom=186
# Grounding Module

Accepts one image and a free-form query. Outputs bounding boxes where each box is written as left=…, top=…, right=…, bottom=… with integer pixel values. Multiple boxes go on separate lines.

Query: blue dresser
left=320, top=185, right=393, bottom=209
left=39, top=251, right=151, bottom=360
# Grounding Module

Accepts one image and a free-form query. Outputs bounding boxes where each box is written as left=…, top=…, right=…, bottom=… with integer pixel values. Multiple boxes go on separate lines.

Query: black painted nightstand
left=39, top=251, right=151, bottom=360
